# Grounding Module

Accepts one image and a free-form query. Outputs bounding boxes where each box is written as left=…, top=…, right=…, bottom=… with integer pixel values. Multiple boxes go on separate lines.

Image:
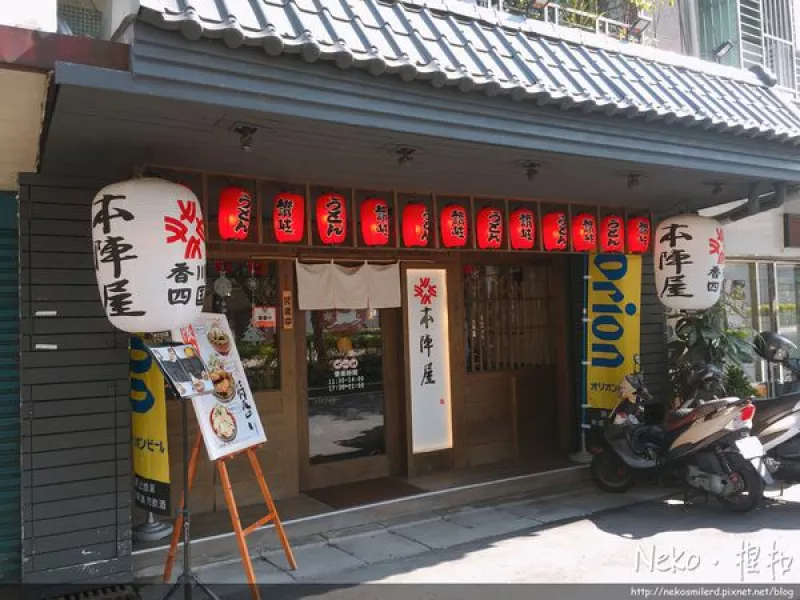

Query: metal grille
left=464, top=265, right=554, bottom=373
left=460, top=0, right=652, bottom=44
left=57, top=0, right=102, bottom=37
left=762, top=0, right=797, bottom=90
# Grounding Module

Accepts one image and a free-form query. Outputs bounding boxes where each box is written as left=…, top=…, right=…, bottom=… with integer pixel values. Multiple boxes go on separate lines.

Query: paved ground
left=141, top=482, right=800, bottom=596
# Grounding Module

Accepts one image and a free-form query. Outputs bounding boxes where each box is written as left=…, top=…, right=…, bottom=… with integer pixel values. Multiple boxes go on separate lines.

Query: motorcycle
left=749, top=332, right=800, bottom=484
left=669, top=333, right=800, bottom=485
left=588, top=372, right=765, bottom=512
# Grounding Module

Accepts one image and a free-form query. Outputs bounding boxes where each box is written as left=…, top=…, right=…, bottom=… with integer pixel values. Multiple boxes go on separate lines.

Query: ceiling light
left=524, top=161, right=540, bottom=181
left=234, top=125, right=257, bottom=152
left=396, top=147, right=416, bottom=167
left=627, top=173, right=643, bottom=189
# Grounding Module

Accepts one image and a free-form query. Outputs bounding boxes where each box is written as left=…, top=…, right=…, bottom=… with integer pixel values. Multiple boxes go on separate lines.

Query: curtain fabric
left=294, top=261, right=402, bottom=310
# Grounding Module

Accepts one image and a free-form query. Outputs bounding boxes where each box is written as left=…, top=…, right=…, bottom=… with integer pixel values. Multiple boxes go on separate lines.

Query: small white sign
left=405, top=269, right=453, bottom=453
left=173, top=313, right=267, bottom=461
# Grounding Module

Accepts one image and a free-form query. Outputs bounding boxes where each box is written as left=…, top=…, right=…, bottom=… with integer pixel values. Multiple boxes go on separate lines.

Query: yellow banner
left=585, top=254, right=642, bottom=410
left=130, top=335, right=171, bottom=515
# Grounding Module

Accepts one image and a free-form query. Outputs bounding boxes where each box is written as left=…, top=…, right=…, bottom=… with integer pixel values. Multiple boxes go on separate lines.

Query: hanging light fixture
left=273, top=192, right=305, bottom=244
left=360, top=198, right=390, bottom=246
left=316, top=193, right=347, bottom=245
left=571, top=212, right=597, bottom=252
left=542, top=212, right=568, bottom=251
left=509, top=207, right=535, bottom=250
left=402, top=203, right=430, bottom=247
left=439, top=204, right=468, bottom=248
left=217, top=185, right=253, bottom=241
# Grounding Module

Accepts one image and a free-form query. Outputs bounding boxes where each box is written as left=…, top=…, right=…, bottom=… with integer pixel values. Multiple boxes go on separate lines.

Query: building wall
left=0, top=191, right=21, bottom=584
left=19, top=174, right=132, bottom=586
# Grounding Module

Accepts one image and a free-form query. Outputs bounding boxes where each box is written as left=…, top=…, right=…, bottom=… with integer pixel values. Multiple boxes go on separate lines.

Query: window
left=207, top=261, right=280, bottom=391
left=722, top=260, right=800, bottom=393
left=464, top=264, right=554, bottom=372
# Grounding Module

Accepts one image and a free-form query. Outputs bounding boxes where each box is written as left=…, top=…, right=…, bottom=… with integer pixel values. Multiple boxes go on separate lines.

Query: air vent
left=39, top=585, right=140, bottom=600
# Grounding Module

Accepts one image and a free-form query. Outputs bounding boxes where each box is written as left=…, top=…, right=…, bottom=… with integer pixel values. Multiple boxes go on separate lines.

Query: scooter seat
left=753, top=393, right=800, bottom=430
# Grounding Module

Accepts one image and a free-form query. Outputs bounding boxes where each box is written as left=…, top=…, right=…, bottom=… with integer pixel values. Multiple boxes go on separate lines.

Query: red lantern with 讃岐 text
left=361, top=198, right=390, bottom=246
left=572, top=213, right=597, bottom=252
left=627, top=216, right=651, bottom=254
left=402, top=203, right=430, bottom=247
left=599, top=215, right=625, bottom=253
left=509, top=208, right=535, bottom=250
left=273, top=192, right=305, bottom=243
left=542, top=212, right=568, bottom=251
left=218, top=185, right=253, bottom=241
left=476, top=207, right=503, bottom=249
left=440, top=205, right=468, bottom=248
left=317, top=193, right=347, bottom=245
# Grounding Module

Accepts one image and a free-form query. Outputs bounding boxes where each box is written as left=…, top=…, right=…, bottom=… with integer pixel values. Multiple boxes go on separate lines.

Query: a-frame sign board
left=162, top=433, right=297, bottom=600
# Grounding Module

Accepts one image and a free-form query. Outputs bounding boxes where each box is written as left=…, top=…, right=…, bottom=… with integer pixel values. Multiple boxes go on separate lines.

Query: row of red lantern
left=217, top=186, right=651, bottom=253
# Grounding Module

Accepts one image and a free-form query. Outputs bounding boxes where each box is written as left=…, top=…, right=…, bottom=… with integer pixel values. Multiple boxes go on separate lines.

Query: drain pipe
left=714, top=182, right=790, bottom=224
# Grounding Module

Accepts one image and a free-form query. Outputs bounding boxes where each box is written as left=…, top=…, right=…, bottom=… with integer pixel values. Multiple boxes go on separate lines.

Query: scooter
left=749, top=332, right=800, bottom=484
left=589, top=372, right=766, bottom=512
left=671, top=335, right=800, bottom=485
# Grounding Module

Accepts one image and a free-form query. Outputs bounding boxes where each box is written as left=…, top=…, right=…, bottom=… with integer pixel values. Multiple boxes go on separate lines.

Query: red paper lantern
left=476, top=207, right=503, bottom=249
left=599, top=215, right=625, bottom=253
left=402, top=203, right=430, bottom=247
left=273, top=192, right=305, bottom=243
left=317, top=193, right=347, bottom=245
left=217, top=185, right=253, bottom=241
left=572, top=212, right=597, bottom=252
left=542, top=212, right=568, bottom=251
left=509, top=208, right=535, bottom=250
left=627, top=216, right=651, bottom=254
left=440, top=205, right=468, bottom=248
left=361, top=198, right=390, bottom=246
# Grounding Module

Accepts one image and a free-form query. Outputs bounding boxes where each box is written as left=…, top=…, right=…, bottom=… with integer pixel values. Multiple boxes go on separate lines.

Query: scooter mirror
left=754, top=331, right=797, bottom=363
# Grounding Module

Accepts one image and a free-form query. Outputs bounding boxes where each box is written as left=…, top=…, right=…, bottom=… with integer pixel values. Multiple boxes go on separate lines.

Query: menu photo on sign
left=172, top=313, right=267, bottom=461
left=149, top=344, right=214, bottom=399
left=405, top=269, right=453, bottom=454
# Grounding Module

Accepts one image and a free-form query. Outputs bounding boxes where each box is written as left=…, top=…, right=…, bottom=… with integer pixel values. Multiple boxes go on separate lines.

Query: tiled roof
left=138, top=0, right=800, bottom=144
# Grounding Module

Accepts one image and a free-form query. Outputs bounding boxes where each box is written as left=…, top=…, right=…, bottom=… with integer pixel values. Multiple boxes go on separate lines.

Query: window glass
left=305, top=309, right=385, bottom=464
left=207, top=261, right=280, bottom=391
left=722, top=262, right=757, bottom=383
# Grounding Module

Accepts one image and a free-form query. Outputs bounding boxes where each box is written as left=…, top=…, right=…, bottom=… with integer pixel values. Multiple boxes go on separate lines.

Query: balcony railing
left=464, top=0, right=654, bottom=44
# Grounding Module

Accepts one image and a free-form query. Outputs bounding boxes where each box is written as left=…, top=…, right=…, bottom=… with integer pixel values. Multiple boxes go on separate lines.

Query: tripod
left=162, top=378, right=220, bottom=600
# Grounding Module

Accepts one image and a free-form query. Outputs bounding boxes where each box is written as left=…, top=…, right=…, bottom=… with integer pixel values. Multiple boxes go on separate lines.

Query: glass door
left=302, top=309, right=390, bottom=488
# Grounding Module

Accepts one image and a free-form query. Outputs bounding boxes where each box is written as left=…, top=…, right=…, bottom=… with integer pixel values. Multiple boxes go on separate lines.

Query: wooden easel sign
left=163, top=313, right=296, bottom=599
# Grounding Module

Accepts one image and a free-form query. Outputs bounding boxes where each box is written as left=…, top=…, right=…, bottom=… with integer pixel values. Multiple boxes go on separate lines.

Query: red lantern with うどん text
left=627, top=216, right=651, bottom=254
left=571, top=212, right=597, bottom=252
left=440, top=204, right=468, bottom=248
left=316, top=193, right=347, bottom=245
left=360, top=198, right=390, bottom=246
left=402, top=203, right=430, bottom=247
left=217, top=185, right=253, bottom=241
left=509, top=208, right=535, bottom=250
left=476, top=207, right=503, bottom=249
left=599, top=215, right=625, bottom=253
left=273, top=192, right=305, bottom=243
left=542, top=212, right=568, bottom=251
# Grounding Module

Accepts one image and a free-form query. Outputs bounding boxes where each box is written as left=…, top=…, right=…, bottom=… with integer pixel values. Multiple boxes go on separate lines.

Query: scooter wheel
left=591, top=452, right=634, bottom=493
left=717, top=453, right=764, bottom=513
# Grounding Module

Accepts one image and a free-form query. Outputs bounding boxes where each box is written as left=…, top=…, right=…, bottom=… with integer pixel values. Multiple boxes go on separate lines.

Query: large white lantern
left=654, top=215, right=725, bottom=311
left=91, top=177, right=207, bottom=333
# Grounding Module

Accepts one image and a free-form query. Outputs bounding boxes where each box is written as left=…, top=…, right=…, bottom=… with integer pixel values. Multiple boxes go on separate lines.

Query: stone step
left=134, top=464, right=591, bottom=580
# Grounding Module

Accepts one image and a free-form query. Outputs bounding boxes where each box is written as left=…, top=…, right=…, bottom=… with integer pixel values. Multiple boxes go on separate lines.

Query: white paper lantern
left=653, top=214, right=725, bottom=311
left=91, top=177, right=207, bottom=333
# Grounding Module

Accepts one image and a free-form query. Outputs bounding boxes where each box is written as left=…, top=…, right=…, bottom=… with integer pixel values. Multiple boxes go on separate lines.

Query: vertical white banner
left=405, top=269, right=453, bottom=453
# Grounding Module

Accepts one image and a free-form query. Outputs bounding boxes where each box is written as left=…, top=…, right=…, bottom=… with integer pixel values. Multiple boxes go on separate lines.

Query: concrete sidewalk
left=163, top=484, right=669, bottom=585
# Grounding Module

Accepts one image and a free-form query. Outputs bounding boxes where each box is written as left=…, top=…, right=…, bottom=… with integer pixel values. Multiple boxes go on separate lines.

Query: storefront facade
left=17, top=0, right=800, bottom=589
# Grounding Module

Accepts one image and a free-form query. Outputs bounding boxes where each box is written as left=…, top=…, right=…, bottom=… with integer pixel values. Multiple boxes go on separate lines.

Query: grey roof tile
left=139, top=0, right=800, bottom=144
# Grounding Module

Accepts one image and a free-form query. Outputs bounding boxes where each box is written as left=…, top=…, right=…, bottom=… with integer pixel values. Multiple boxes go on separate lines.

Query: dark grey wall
left=19, top=174, right=132, bottom=587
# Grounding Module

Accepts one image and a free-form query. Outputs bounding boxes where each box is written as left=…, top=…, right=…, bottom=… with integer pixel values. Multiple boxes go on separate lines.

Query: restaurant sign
left=172, top=313, right=267, bottom=461
left=405, top=269, right=453, bottom=453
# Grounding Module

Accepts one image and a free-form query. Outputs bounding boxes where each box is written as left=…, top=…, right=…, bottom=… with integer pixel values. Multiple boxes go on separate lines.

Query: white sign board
left=172, top=313, right=267, bottom=461
left=405, top=269, right=453, bottom=453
